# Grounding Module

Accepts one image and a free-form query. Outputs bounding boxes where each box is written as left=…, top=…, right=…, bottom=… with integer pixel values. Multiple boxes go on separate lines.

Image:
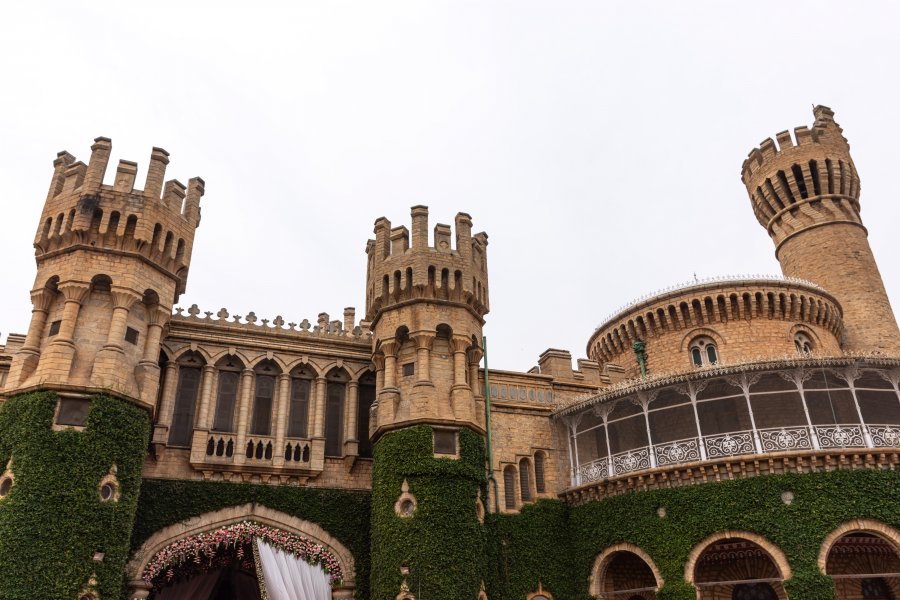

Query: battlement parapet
left=171, top=304, right=373, bottom=343
left=34, top=138, right=205, bottom=294
left=364, top=206, right=489, bottom=321
left=740, top=107, right=862, bottom=247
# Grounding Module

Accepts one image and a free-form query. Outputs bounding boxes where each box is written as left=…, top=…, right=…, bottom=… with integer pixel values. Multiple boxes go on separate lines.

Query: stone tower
left=3, top=137, right=205, bottom=407
left=365, top=206, right=489, bottom=439
left=742, top=106, right=900, bottom=353
left=366, top=207, right=491, bottom=599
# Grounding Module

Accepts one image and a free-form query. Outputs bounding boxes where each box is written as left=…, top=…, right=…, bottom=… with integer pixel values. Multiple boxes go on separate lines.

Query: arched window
left=325, top=368, right=349, bottom=457
left=212, top=356, right=244, bottom=432
left=534, top=452, right=546, bottom=493
left=689, top=336, right=718, bottom=368
left=251, top=360, right=280, bottom=436
left=794, top=331, right=814, bottom=355
left=168, top=351, right=205, bottom=447
left=358, top=371, right=376, bottom=458
left=519, top=458, right=532, bottom=502
left=503, top=466, right=516, bottom=509
left=288, top=366, right=314, bottom=438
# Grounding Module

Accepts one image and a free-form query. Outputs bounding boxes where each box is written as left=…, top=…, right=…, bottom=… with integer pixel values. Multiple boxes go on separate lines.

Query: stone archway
left=126, top=504, right=355, bottom=599
left=819, top=519, right=900, bottom=600
left=590, top=543, right=663, bottom=599
left=685, top=531, right=791, bottom=600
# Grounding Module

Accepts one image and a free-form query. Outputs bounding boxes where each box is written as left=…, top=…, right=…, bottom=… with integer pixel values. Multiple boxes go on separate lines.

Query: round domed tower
left=364, top=206, right=489, bottom=440
left=741, top=106, right=900, bottom=354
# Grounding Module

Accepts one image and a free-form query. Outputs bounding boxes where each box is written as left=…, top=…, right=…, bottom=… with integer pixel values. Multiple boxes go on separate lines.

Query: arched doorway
left=825, top=531, right=900, bottom=599
left=128, top=505, right=356, bottom=600
left=687, top=533, right=789, bottom=599
left=591, top=544, right=662, bottom=599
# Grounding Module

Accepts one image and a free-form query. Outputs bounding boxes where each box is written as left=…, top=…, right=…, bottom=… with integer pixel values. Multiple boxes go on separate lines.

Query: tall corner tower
left=742, top=106, right=900, bottom=353
left=4, top=137, right=205, bottom=408
left=365, top=206, right=490, bottom=440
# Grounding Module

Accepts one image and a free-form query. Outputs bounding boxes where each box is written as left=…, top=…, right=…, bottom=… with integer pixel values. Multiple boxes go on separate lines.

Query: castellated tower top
left=741, top=106, right=861, bottom=251
left=35, top=137, right=206, bottom=301
left=364, top=206, right=489, bottom=324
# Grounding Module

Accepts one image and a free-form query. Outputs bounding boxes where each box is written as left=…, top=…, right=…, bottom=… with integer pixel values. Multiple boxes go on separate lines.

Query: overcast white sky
left=1, top=1, right=898, bottom=372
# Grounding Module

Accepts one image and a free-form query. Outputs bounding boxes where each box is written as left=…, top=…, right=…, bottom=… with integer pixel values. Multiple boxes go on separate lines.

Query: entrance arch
left=820, top=520, right=900, bottom=600
left=127, top=504, right=355, bottom=599
left=686, top=532, right=790, bottom=600
left=590, top=543, right=663, bottom=599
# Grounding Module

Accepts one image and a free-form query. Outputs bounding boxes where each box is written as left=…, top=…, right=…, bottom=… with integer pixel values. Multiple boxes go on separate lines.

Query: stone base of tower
left=0, top=391, right=150, bottom=600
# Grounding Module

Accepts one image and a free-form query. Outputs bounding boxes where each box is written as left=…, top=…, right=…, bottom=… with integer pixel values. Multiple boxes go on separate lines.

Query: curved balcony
left=554, top=356, right=900, bottom=501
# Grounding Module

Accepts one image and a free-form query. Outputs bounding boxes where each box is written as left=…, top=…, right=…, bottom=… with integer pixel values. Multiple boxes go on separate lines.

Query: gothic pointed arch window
left=503, top=465, right=517, bottom=510
left=534, top=451, right=546, bottom=494
left=358, top=371, right=376, bottom=458
left=251, top=359, right=281, bottom=436
left=168, top=350, right=205, bottom=447
left=288, top=365, right=315, bottom=439
left=212, top=356, right=244, bottom=432
left=519, top=458, right=533, bottom=502
left=325, top=367, right=350, bottom=457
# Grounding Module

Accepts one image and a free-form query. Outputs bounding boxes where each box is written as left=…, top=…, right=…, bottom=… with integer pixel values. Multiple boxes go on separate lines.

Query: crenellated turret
left=4, top=138, right=205, bottom=409
left=742, top=106, right=899, bottom=353
left=365, top=206, right=489, bottom=325
left=365, top=207, right=489, bottom=441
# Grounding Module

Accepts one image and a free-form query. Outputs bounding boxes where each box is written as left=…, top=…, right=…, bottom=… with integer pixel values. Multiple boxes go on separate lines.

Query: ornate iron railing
left=571, top=423, right=897, bottom=487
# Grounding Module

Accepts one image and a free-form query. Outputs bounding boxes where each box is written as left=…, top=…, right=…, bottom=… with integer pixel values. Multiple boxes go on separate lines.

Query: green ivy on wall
left=131, top=478, right=372, bottom=599
left=370, top=425, right=488, bottom=600
left=0, top=391, right=151, bottom=600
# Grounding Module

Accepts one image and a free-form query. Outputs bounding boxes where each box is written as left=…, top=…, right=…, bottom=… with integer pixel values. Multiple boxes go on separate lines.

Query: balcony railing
left=574, top=423, right=900, bottom=486
left=194, top=432, right=315, bottom=473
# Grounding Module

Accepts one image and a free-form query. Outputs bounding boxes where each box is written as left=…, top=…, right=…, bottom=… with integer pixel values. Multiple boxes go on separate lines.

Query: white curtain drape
left=255, top=538, right=333, bottom=600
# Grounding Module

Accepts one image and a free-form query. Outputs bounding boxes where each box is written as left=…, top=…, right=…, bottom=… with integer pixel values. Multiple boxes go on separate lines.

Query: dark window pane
left=213, top=371, right=240, bottom=432
left=287, top=378, right=310, bottom=438
left=433, top=429, right=457, bottom=454
left=57, top=398, right=90, bottom=426
left=251, top=375, right=275, bottom=435
left=168, top=367, right=200, bottom=446
left=48, top=320, right=61, bottom=336
left=325, top=382, right=345, bottom=457
left=534, top=453, right=546, bottom=493
left=357, top=383, right=376, bottom=458
left=125, top=326, right=140, bottom=345
left=691, top=347, right=703, bottom=367
left=503, top=468, right=516, bottom=509
left=519, top=460, right=532, bottom=501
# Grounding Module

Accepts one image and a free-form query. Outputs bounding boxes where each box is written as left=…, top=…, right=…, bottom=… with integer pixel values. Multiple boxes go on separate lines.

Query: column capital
left=348, top=380, right=359, bottom=389
left=29, top=287, right=56, bottom=312
left=379, top=339, right=399, bottom=357
left=372, top=354, right=386, bottom=370
left=451, top=335, right=472, bottom=353
left=277, top=373, right=291, bottom=382
left=110, top=287, right=143, bottom=310
left=164, top=360, right=179, bottom=372
left=202, top=364, right=217, bottom=374
left=58, top=281, right=90, bottom=304
left=147, top=305, right=172, bottom=326
left=411, top=331, right=436, bottom=349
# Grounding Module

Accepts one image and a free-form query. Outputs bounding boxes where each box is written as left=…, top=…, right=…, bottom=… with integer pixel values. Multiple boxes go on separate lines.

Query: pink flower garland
left=143, top=521, right=343, bottom=586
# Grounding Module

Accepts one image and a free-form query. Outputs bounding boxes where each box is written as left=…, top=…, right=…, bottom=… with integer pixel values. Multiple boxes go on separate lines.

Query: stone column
left=151, top=361, right=179, bottom=447
left=6, top=287, right=55, bottom=386
left=91, top=288, right=142, bottom=388
left=39, top=281, right=89, bottom=381
left=135, top=306, right=170, bottom=406
left=376, top=341, right=400, bottom=428
left=196, top=365, right=217, bottom=430
left=273, top=373, right=291, bottom=466
left=449, top=336, right=474, bottom=421
left=468, top=346, right=484, bottom=398
left=344, top=380, right=359, bottom=456
left=234, top=368, right=255, bottom=464
left=414, top=332, right=435, bottom=385
left=313, top=376, right=327, bottom=438
left=190, top=365, right=217, bottom=462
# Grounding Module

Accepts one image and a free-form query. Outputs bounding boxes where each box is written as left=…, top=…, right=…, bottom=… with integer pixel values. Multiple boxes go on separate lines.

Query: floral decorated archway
left=127, top=504, right=355, bottom=599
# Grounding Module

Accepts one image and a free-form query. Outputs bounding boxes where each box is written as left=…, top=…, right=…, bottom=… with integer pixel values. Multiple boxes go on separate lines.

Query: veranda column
left=837, top=364, right=874, bottom=448
left=152, top=361, right=179, bottom=446
left=679, top=381, right=708, bottom=461
left=273, top=373, right=291, bottom=466
left=782, top=369, right=820, bottom=449
left=728, top=374, right=763, bottom=453
left=344, top=380, right=359, bottom=456
left=234, top=368, right=255, bottom=464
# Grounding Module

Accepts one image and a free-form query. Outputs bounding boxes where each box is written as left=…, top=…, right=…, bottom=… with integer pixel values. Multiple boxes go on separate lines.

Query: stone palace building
left=0, top=106, right=898, bottom=600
